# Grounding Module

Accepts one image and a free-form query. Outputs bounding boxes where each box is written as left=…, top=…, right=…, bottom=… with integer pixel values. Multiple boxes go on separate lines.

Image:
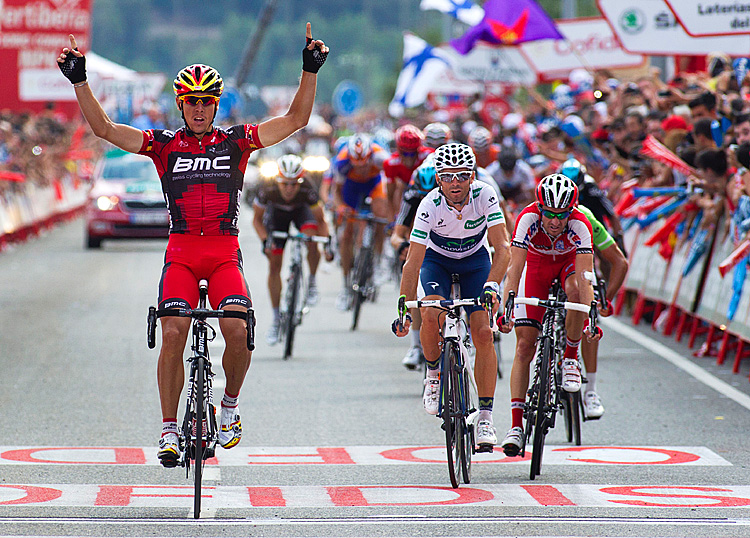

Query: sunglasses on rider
left=278, top=180, right=302, bottom=186
left=399, top=150, right=417, bottom=157
left=538, top=205, right=571, bottom=220
left=180, top=95, right=220, bottom=107
left=437, top=171, right=473, bottom=183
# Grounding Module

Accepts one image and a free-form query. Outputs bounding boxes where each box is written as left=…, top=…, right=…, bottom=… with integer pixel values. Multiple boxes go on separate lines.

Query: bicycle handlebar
left=147, top=307, right=256, bottom=351
left=503, top=291, right=599, bottom=334
left=271, top=231, right=330, bottom=244
left=351, top=212, right=390, bottom=225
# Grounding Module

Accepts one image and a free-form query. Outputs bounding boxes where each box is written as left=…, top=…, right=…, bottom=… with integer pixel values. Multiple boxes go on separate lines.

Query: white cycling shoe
left=476, top=419, right=497, bottom=452
left=423, top=377, right=440, bottom=415
left=501, top=426, right=525, bottom=457
left=583, top=391, right=605, bottom=419
left=401, top=347, right=423, bottom=370
left=562, top=359, right=582, bottom=392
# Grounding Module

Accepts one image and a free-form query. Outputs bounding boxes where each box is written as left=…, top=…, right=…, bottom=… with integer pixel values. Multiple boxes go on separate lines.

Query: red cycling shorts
left=515, top=252, right=576, bottom=330
left=158, top=234, right=252, bottom=310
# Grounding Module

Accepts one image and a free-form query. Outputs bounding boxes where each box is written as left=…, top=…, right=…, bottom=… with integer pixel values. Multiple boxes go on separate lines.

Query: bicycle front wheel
left=530, top=338, right=552, bottom=480
left=283, top=264, right=301, bottom=359
left=459, top=367, right=474, bottom=484
left=193, top=356, right=205, bottom=518
left=441, top=342, right=461, bottom=488
left=350, top=249, right=371, bottom=331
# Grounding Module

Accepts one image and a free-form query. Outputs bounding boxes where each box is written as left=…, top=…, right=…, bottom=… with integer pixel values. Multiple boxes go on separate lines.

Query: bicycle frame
left=404, top=276, right=491, bottom=488
left=271, top=231, right=329, bottom=359
left=350, top=211, right=389, bottom=330
left=505, top=288, right=597, bottom=480
left=147, top=280, right=255, bottom=518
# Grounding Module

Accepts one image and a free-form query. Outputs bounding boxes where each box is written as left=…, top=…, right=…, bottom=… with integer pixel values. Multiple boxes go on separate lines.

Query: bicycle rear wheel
left=441, top=342, right=461, bottom=488
left=193, top=356, right=205, bottom=518
left=530, top=338, right=552, bottom=480
left=283, top=264, right=301, bottom=359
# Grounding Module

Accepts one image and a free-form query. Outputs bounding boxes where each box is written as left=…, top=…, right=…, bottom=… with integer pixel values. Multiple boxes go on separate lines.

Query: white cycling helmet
left=433, top=143, right=476, bottom=172
left=536, top=173, right=578, bottom=211
left=423, top=122, right=452, bottom=149
left=347, top=133, right=372, bottom=163
left=277, top=154, right=304, bottom=181
left=467, top=126, right=493, bottom=153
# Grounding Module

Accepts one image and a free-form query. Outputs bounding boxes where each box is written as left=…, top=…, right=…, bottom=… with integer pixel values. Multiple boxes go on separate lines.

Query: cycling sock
left=221, top=390, right=239, bottom=409
left=162, top=419, right=178, bottom=437
left=478, top=409, right=493, bottom=422
left=426, top=366, right=439, bottom=379
left=273, top=308, right=280, bottom=322
left=410, top=328, right=421, bottom=349
left=511, top=399, right=524, bottom=429
left=309, top=274, right=316, bottom=286
left=479, top=397, right=493, bottom=411
left=564, top=336, right=581, bottom=360
left=585, top=372, right=597, bottom=393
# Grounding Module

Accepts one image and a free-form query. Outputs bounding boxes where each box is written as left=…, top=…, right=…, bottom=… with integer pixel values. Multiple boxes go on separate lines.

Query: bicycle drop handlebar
left=271, top=231, right=331, bottom=244
left=147, top=306, right=256, bottom=351
left=398, top=293, right=496, bottom=330
left=503, top=291, right=599, bottom=335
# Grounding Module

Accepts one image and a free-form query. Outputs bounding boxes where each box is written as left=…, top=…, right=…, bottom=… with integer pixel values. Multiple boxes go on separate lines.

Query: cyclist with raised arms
left=498, top=174, right=601, bottom=457
left=393, top=143, right=510, bottom=450
left=56, top=26, right=328, bottom=467
left=332, top=133, right=389, bottom=310
left=252, top=154, right=332, bottom=345
left=383, top=124, right=432, bottom=218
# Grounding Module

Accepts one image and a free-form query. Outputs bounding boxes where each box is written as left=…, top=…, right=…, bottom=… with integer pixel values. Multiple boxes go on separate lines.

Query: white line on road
left=603, top=317, right=750, bottom=411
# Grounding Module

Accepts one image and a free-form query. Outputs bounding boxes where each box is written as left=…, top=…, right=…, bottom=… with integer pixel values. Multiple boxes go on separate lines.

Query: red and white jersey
left=511, top=203, right=593, bottom=260
left=382, top=147, right=432, bottom=185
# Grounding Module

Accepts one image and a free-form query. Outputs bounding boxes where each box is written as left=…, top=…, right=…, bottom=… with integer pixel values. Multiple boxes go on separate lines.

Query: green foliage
left=91, top=0, right=598, bottom=106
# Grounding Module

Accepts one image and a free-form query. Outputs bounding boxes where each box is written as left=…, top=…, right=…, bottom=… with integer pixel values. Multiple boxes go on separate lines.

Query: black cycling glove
left=58, top=49, right=87, bottom=84
left=302, top=37, right=328, bottom=73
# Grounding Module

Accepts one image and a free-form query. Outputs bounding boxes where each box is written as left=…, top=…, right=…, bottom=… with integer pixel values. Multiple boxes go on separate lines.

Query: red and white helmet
left=395, top=124, right=424, bottom=151
left=536, top=173, right=578, bottom=210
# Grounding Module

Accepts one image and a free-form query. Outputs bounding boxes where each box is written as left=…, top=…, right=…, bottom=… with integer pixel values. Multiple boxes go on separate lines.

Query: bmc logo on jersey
left=172, top=155, right=231, bottom=173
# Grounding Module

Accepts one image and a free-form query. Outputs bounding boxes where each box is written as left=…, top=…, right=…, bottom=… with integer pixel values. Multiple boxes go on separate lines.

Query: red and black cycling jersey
left=138, top=124, right=263, bottom=236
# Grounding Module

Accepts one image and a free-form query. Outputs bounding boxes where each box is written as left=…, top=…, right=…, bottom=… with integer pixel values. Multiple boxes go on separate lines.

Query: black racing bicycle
left=350, top=211, right=389, bottom=330
left=400, top=274, right=494, bottom=488
left=271, top=231, right=329, bottom=359
left=148, top=279, right=255, bottom=518
left=504, top=283, right=597, bottom=480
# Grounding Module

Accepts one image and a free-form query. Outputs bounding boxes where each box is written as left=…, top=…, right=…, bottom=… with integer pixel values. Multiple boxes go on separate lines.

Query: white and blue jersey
left=409, top=182, right=505, bottom=311
left=409, top=182, right=505, bottom=259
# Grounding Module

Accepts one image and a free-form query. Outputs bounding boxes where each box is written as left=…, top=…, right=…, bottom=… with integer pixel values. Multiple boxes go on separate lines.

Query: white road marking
left=3, top=484, right=750, bottom=508
left=0, top=445, right=730, bottom=466
left=603, top=317, right=750, bottom=412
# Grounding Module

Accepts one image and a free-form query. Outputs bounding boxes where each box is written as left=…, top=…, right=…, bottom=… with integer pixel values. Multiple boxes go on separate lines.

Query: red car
left=85, top=149, right=169, bottom=248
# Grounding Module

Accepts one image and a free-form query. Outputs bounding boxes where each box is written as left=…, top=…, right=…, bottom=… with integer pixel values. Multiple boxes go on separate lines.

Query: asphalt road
left=1, top=211, right=749, bottom=537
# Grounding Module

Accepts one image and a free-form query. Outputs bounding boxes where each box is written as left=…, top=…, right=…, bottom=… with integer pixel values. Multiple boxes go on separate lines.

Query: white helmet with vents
left=277, top=154, right=304, bottom=181
left=433, top=143, right=476, bottom=172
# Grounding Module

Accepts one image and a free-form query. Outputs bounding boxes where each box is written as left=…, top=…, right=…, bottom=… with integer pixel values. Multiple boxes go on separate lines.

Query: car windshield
left=101, top=157, right=160, bottom=182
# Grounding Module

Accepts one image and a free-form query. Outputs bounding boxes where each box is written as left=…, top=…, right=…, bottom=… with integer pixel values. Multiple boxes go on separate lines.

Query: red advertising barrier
left=622, top=212, right=750, bottom=381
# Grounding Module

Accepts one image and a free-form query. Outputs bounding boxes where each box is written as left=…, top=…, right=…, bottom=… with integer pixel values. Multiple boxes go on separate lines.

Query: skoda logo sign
left=619, top=8, right=645, bottom=35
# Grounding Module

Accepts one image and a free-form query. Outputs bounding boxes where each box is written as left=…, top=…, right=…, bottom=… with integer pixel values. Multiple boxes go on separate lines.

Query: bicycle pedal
left=476, top=443, right=494, bottom=453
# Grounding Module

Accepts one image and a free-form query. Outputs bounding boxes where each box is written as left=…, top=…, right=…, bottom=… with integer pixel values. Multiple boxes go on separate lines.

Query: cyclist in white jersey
left=393, top=143, right=510, bottom=450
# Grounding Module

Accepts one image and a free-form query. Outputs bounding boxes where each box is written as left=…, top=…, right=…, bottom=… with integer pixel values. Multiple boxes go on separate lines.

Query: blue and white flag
left=420, top=0, right=485, bottom=27
left=389, top=33, right=453, bottom=118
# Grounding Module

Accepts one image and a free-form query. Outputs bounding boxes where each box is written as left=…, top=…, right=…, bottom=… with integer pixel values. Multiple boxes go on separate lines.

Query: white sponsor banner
left=1, top=483, right=750, bottom=507
left=438, top=43, right=537, bottom=86
left=598, top=0, right=750, bottom=55
left=0, top=445, right=731, bottom=466
left=664, top=0, right=750, bottom=36
left=519, top=17, right=645, bottom=81
left=18, top=68, right=76, bottom=101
